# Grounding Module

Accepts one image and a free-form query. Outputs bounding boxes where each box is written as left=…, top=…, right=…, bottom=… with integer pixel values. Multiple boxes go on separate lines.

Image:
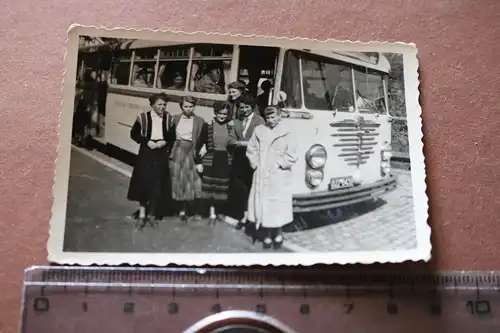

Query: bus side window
left=189, top=45, right=233, bottom=95
left=110, top=51, right=132, bottom=85
left=281, top=51, right=302, bottom=109
left=156, top=47, right=190, bottom=90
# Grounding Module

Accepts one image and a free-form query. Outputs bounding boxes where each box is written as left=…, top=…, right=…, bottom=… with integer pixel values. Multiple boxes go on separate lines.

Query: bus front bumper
left=292, top=174, right=397, bottom=213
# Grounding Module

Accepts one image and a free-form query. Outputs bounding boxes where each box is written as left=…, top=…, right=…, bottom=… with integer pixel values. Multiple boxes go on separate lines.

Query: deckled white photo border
left=47, top=24, right=430, bottom=266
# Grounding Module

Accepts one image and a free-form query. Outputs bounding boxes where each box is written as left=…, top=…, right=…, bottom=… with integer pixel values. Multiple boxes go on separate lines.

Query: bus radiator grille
left=330, top=118, right=380, bottom=167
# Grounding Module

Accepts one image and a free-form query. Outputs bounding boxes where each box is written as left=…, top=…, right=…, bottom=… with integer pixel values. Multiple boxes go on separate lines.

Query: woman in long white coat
left=246, top=106, right=298, bottom=250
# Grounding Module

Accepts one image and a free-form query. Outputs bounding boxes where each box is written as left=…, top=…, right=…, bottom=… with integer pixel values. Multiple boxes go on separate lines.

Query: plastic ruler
left=19, top=266, right=500, bottom=333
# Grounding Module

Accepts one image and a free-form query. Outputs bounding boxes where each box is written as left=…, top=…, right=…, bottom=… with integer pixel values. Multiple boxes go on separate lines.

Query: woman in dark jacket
left=225, top=94, right=265, bottom=229
left=127, top=93, right=175, bottom=230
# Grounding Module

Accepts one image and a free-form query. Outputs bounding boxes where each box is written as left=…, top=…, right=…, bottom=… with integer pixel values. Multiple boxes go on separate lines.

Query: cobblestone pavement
left=64, top=146, right=416, bottom=253
left=283, top=169, right=417, bottom=252
left=63, top=148, right=290, bottom=253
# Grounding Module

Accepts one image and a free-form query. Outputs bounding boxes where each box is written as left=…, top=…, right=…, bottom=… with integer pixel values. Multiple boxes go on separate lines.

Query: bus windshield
left=299, top=52, right=387, bottom=113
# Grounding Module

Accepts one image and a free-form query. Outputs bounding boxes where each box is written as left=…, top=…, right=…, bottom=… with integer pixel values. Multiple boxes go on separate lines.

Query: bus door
left=77, top=51, right=111, bottom=144
left=237, top=46, right=279, bottom=116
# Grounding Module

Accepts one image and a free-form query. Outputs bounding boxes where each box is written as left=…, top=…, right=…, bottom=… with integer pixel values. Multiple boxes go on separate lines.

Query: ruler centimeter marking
left=20, top=266, right=500, bottom=333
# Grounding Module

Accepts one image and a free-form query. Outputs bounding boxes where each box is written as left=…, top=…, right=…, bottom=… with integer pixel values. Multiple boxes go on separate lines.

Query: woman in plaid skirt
left=169, top=96, right=208, bottom=222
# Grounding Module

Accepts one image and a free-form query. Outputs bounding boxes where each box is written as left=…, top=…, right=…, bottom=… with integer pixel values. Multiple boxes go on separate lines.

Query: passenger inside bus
left=167, top=72, right=185, bottom=91
left=133, top=67, right=154, bottom=88
left=194, top=64, right=225, bottom=94
left=156, top=62, right=188, bottom=90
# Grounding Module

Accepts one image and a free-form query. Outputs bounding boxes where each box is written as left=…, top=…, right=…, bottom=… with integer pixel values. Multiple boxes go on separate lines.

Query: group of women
left=127, top=81, right=298, bottom=250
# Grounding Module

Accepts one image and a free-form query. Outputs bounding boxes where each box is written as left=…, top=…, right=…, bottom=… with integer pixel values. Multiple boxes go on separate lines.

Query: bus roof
left=299, top=50, right=391, bottom=73
left=117, top=39, right=188, bottom=50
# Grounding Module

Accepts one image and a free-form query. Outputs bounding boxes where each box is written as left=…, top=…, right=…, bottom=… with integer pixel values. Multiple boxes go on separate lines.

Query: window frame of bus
left=282, top=49, right=389, bottom=115
left=156, top=46, right=190, bottom=91
left=130, top=47, right=158, bottom=88
left=351, top=63, right=389, bottom=115
left=108, top=44, right=237, bottom=102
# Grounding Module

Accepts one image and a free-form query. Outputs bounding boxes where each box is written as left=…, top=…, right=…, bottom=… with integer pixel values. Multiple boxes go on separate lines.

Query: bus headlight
left=306, top=144, right=327, bottom=169
left=380, top=141, right=392, bottom=176
left=352, top=170, right=362, bottom=185
left=380, top=142, right=392, bottom=161
left=306, top=169, right=324, bottom=187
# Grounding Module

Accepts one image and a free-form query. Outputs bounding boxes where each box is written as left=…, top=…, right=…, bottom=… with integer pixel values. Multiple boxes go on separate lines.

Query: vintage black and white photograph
left=48, top=26, right=429, bottom=265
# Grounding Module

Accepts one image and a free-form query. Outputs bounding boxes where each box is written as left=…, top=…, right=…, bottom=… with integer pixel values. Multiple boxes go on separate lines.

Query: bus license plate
left=329, top=177, right=354, bottom=190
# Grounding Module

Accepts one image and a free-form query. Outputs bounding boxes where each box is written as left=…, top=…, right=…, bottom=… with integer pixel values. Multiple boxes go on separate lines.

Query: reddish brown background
left=2, top=0, right=500, bottom=331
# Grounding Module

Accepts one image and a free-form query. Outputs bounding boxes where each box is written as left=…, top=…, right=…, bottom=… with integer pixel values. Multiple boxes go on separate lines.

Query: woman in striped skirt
left=200, top=101, right=233, bottom=225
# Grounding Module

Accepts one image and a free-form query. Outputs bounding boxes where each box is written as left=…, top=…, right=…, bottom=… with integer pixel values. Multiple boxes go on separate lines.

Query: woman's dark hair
left=148, top=93, right=169, bottom=106
left=180, top=95, right=198, bottom=107
left=239, top=94, right=257, bottom=108
left=213, top=101, right=231, bottom=113
left=227, top=81, right=246, bottom=91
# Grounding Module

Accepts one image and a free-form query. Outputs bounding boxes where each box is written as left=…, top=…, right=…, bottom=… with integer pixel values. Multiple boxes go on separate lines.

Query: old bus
left=98, top=40, right=396, bottom=213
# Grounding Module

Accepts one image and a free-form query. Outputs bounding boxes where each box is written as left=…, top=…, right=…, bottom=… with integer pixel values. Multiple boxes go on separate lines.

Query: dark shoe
left=180, top=214, right=188, bottom=223
left=152, top=217, right=161, bottom=228
left=251, top=234, right=258, bottom=244
left=235, top=220, right=248, bottom=230
left=250, top=227, right=260, bottom=244
left=135, top=217, right=149, bottom=231
left=273, top=238, right=283, bottom=250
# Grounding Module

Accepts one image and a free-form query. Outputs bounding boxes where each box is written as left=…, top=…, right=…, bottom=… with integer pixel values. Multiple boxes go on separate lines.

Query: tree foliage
left=385, top=53, right=409, bottom=154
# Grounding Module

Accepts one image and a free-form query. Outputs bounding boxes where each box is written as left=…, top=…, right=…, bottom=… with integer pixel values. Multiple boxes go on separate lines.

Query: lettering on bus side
left=114, top=101, right=142, bottom=110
